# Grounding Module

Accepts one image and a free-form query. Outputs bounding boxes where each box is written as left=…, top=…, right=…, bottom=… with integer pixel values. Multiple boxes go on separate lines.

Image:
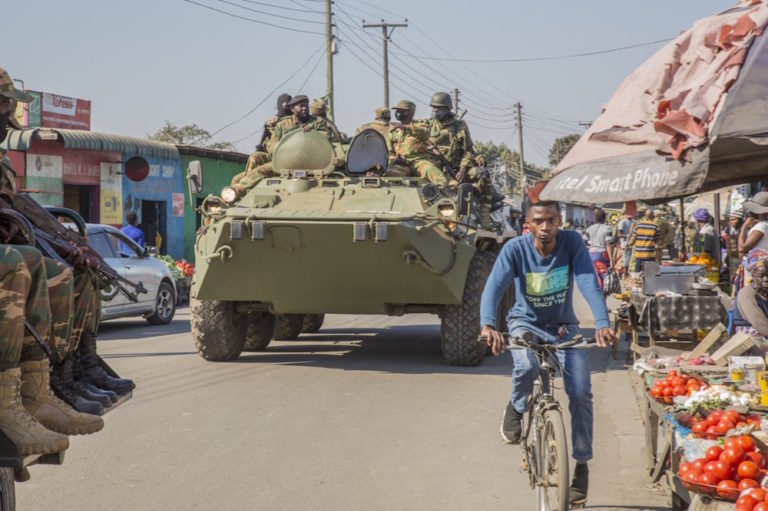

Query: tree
left=147, top=122, right=236, bottom=151
left=474, top=140, right=550, bottom=192
left=548, top=134, right=580, bottom=167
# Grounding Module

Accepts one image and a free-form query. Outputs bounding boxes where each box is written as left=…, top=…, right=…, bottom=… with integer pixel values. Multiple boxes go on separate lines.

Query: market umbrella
left=539, top=1, right=768, bottom=204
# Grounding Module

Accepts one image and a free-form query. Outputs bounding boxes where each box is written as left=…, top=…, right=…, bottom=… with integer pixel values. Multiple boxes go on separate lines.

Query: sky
left=5, top=0, right=733, bottom=167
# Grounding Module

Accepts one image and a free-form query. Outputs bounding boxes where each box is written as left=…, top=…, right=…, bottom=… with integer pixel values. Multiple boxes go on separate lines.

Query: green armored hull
left=189, top=129, right=514, bottom=365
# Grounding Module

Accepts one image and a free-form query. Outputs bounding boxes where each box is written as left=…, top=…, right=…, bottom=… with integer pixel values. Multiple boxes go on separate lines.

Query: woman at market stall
left=732, top=252, right=768, bottom=337
left=738, top=191, right=768, bottom=257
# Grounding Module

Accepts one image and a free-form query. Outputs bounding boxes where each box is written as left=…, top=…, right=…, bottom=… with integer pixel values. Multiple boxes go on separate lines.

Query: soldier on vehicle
left=0, top=67, right=133, bottom=420
left=232, top=93, right=292, bottom=186
left=426, top=92, right=485, bottom=183
left=310, top=97, right=344, bottom=143
left=356, top=107, right=390, bottom=139
left=233, top=95, right=343, bottom=196
left=387, top=100, right=450, bottom=187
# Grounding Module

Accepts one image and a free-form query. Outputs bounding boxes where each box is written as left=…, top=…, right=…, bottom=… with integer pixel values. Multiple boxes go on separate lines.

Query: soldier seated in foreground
left=387, top=100, right=451, bottom=188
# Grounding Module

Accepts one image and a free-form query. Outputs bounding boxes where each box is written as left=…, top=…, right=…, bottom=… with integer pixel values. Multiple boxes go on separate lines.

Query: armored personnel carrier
left=189, top=128, right=515, bottom=365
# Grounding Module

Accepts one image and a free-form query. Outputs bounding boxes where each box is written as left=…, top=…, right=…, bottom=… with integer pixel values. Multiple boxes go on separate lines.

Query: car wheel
left=146, top=281, right=176, bottom=325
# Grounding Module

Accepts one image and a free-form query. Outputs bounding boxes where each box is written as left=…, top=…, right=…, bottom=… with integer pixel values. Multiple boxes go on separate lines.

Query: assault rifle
left=7, top=194, right=147, bottom=302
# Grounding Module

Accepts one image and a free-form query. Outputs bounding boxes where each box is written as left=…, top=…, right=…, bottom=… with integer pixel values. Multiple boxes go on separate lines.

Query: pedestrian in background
left=693, top=208, right=717, bottom=261
left=628, top=208, right=660, bottom=272
left=119, top=210, right=144, bottom=253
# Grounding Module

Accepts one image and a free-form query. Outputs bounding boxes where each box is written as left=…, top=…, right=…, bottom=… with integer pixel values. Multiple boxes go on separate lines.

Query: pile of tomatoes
left=678, top=435, right=767, bottom=504
left=648, top=370, right=708, bottom=403
left=687, top=409, right=763, bottom=440
left=175, top=259, right=195, bottom=278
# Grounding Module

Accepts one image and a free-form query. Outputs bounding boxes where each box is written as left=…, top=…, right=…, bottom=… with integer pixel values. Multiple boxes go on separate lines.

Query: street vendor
left=693, top=208, right=718, bottom=261
left=732, top=252, right=768, bottom=337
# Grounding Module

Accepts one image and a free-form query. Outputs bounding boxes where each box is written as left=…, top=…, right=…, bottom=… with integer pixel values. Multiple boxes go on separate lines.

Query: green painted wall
left=180, top=150, right=247, bottom=262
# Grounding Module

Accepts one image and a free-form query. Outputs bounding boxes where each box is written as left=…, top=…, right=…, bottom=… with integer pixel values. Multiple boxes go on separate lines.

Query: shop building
left=2, top=127, right=185, bottom=259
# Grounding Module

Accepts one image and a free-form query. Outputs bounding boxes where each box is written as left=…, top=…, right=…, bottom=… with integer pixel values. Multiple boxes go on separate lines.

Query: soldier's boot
left=50, top=356, right=107, bottom=416
left=61, top=355, right=112, bottom=409
left=77, top=332, right=135, bottom=395
left=20, top=359, right=104, bottom=435
left=80, top=380, right=118, bottom=404
left=0, top=368, right=69, bottom=456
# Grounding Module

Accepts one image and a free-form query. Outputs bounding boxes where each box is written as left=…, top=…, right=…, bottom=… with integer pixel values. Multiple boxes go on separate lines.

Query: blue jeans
left=507, top=322, right=593, bottom=462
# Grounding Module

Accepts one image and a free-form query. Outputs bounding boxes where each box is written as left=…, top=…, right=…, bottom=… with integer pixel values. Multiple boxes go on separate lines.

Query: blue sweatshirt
left=480, top=230, right=610, bottom=331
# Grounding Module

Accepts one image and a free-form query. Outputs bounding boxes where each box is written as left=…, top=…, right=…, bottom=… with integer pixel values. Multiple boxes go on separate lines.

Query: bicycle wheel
left=536, top=409, right=570, bottom=511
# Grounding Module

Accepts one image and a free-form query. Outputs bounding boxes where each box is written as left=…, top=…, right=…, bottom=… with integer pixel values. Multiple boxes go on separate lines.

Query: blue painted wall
left=120, top=156, right=184, bottom=260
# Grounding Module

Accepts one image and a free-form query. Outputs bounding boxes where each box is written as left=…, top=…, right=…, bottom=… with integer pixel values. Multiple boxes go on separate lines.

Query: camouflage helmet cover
left=392, top=99, right=416, bottom=111
left=375, top=107, right=390, bottom=121
left=0, top=67, right=33, bottom=103
left=429, top=92, right=452, bottom=108
left=310, top=99, right=326, bottom=116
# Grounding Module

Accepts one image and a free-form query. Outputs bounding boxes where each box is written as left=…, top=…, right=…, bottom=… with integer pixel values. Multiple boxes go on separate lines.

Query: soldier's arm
left=266, top=125, right=282, bottom=154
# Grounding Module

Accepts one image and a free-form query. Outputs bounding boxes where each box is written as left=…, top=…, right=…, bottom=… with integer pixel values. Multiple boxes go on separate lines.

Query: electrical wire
left=355, top=0, right=406, bottom=21
left=238, top=0, right=320, bottom=13
left=183, top=0, right=325, bottom=35
left=212, top=45, right=325, bottom=137
left=213, top=0, right=325, bottom=23
left=390, top=37, right=673, bottom=63
left=296, top=45, right=326, bottom=92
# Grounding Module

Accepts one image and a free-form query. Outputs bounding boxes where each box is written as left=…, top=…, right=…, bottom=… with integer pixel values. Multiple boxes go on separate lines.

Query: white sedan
left=86, top=224, right=177, bottom=324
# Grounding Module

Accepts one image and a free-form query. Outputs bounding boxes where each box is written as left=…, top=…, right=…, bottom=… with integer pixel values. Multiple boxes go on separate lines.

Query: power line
left=183, top=0, right=325, bottom=35
left=238, top=0, right=320, bottom=13
left=296, top=45, right=326, bottom=91
left=212, top=45, right=325, bottom=137
left=390, top=37, right=673, bottom=63
left=356, top=0, right=406, bottom=20
left=213, top=0, right=325, bottom=22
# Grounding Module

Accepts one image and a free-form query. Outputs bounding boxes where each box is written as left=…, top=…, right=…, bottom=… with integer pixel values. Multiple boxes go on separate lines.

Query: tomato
left=706, top=445, right=724, bottom=462
left=706, top=413, right=721, bottom=427
left=716, top=422, right=732, bottom=435
left=737, top=435, right=757, bottom=452
left=723, top=446, right=747, bottom=465
left=739, top=478, right=759, bottom=490
left=739, top=461, right=760, bottom=480
left=673, top=385, right=685, bottom=396
left=692, top=458, right=707, bottom=471
left=663, top=387, right=674, bottom=397
left=708, top=460, right=732, bottom=480
left=717, top=479, right=739, bottom=499
left=746, top=488, right=768, bottom=502
left=678, top=462, right=693, bottom=477
left=745, top=451, right=766, bottom=468
left=755, top=503, right=768, bottom=511
left=724, top=437, right=741, bottom=450
left=692, top=422, right=708, bottom=438
left=668, top=370, right=678, bottom=377
left=706, top=426, right=721, bottom=440
left=699, top=471, right=720, bottom=486
left=736, top=494, right=760, bottom=509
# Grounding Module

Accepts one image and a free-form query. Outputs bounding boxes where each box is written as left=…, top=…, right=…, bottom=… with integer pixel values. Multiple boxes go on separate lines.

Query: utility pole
left=325, top=0, right=335, bottom=120
left=363, top=20, right=408, bottom=107
left=453, top=88, right=459, bottom=113
left=515, top=102, right=524, bottom=195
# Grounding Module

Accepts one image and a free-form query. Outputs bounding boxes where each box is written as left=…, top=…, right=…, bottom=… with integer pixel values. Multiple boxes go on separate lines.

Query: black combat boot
left=50, top=356, right=106, bottom=416
left=77, top=332, right=135, bottom=395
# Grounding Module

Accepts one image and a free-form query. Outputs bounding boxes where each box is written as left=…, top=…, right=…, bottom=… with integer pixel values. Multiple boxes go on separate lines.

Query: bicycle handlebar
left=477, top=333, right=595, bottom=350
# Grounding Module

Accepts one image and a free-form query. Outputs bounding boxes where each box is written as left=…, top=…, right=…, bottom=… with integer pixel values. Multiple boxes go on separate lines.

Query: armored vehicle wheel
left=243, top=312, right=276, bottom=351
left=273, top=314, right=304, bottom=340
left=0, top=467, right=14, bottom=510
left=301, top=314, right=325, bottom=333
left=441, top=250, right=497, bottom=366
left=191, top=299, right=246, bottom=361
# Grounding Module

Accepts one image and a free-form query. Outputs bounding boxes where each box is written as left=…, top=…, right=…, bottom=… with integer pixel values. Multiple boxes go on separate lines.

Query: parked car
left=86, top=223, right=177, bottom=324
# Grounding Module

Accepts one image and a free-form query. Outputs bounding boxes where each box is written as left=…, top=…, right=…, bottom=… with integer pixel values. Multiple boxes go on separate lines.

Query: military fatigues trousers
left=412, top=159, right=447, bottom=186
left=231, top=151, right=271, bottom=186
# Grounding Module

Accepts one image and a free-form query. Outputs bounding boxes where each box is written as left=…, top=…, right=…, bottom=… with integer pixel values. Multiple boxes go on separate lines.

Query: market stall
left=633, top=338, right=768, bottom=510
left=156, top=255, right=194, bottom=304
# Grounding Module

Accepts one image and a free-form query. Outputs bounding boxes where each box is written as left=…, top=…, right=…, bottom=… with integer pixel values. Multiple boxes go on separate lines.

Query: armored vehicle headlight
left=438, top=205, right=455, bottom=219
left=221, top=186, right=238, bottom=204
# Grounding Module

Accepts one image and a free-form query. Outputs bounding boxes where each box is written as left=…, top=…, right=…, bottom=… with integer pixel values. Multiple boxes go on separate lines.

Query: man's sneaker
left=500, top=402, right=523, bottom=444
left=569, top=462, right=589, bottom=504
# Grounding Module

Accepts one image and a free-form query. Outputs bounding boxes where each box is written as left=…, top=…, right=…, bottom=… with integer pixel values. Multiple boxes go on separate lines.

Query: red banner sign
left=39, top=92, right=91, bottom=130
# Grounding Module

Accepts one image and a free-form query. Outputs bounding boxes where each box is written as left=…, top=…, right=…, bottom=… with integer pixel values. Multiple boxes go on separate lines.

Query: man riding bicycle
left=479, top=200, right=616, bottom=505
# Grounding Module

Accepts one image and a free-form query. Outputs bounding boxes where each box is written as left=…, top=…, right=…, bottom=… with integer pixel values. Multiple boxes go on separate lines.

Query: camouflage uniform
left=428, top=114, right=475, bottom=171
left=231, top=115, right=282, bottom=186
left=388, top=121, right=448, bottom=186
left=356, top=107, right=390, bottom=139
left=236, top=114, right=336, bottom=192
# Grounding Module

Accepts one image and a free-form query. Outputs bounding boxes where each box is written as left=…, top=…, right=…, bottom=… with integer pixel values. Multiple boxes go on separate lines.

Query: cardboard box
left=681, top=323, right=727, bottom=360
left=710, top=332, right=757, bottom=366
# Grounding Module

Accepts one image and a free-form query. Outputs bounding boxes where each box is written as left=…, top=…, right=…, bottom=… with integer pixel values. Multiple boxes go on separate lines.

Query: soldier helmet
left=392, top=100, right=416, bottom=112
left=375, top=107, right=390, bottom=121
left=310, top=99, right=326, bottom=116
left=429, top=92, right=452, bottom=109
left=0, top=67, right=34, bottom=129
left=286, top=95, right=309, bottom=107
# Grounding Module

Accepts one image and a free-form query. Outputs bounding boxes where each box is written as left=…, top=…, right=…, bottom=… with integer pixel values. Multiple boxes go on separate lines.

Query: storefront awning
left=1, top=128, right=180, bottom=160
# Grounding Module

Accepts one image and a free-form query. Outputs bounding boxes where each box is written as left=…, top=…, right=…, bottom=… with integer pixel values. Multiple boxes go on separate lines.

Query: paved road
left=17, top=296, right=670, bottom=510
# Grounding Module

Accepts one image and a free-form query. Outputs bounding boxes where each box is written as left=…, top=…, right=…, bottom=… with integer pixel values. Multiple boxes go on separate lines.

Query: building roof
left=1, top=128, right=180, bottom=160
left=175, top=145, right=248, bottom=163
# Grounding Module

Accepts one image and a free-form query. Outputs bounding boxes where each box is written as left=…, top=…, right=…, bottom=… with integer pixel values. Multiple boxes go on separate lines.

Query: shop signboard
left=25, top=154, right=63, bottom=206
left=40, top=92, right=91, bottom=130
left=100, top=162, right=123, bottom=225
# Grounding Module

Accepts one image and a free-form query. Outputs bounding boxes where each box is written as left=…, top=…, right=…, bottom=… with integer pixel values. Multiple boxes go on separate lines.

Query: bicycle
left=480, top=331, right=594, bottom=511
